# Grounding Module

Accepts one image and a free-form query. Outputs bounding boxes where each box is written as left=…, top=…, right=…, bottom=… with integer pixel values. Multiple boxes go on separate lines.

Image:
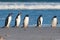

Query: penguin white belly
left=24, top=17, right=29, bottom=27
left=40, top=17, right=43, bottom=25
left=7, top=16, right=12, bottom=27
left=16, top=16, right=20, bottom=27
left=52, top=18, right=57, bottom=27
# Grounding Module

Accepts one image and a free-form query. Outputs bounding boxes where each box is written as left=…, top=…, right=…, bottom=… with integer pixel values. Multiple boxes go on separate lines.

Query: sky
left=0, top=0, right=60, bottom=2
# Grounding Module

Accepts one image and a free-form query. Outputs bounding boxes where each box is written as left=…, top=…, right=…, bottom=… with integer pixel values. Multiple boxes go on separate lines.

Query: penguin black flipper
left=36, top=18, right=40, bottom=28
left=37, top=18, right=39, bottom=27
left=15, top=17, right=17, bottom=27
left=5, top=16, right=8, bottom=27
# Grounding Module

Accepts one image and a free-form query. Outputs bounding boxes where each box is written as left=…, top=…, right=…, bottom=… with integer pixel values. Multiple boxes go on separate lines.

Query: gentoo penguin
left=5, top=13, right=12, bottom=28
left=37, top=15, right=43, bottom=28
left=15, top=13, right=21, bottom=28
left=51, top=16, right=58, bottom=28
left=23, top=15, right=29, bottom=30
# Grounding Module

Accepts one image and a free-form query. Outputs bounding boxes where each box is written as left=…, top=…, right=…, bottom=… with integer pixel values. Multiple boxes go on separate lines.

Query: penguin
left=15, top=13, right=21, bottom=28
left=37, top=15, right=43, bottom=28
left=23, top=15, right=29, bottom=30
left=51, top=16, right=58, bottom=28
left=5, top=13, right=12, bottom=28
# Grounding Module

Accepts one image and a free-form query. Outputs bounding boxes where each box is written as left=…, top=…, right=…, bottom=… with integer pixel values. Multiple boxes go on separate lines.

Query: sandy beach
left=0, top=27, right=60, bottom=40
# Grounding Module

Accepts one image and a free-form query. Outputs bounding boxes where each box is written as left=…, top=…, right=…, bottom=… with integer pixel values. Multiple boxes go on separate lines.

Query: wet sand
left=0, top=27, right=60, bottom=40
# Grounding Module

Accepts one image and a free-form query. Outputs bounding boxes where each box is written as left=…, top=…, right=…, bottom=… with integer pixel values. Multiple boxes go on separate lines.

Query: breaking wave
left=0, top=2, right=60, bottom=9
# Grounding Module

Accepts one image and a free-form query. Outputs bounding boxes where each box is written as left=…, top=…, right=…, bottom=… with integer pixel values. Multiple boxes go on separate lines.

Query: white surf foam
left=0, top=2, right=60, bottom=9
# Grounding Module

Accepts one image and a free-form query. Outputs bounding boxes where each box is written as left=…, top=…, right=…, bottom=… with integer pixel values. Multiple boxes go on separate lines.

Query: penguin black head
left=40, top=15, right=42, bottom=17
left=25, top=15, right=29, bottom=17
left=53, top=16, right=57, bottom=18
left=18, top=12, right=21, bottom=15
left=39, top=15, right=42, bottom=18
left=8, top=13, right=13, bottom=16
left=18, top=13, right=21, bottom=16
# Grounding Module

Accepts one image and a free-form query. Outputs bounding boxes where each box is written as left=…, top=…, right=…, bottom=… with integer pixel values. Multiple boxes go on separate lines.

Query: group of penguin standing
left=37, top=15, right=58, bottom=28
left=4, top=13, right=58, bottom=29
left=4, top=13, right=29, bottom=29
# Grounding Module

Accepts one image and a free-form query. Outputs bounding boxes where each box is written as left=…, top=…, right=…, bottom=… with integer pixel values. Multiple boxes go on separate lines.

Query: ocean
left=0, top=2, right=60, bottom=27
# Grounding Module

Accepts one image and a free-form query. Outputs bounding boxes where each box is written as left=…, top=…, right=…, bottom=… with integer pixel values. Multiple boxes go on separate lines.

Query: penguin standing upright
left=51, top=16, right=58, bottom=28
left=15, top=13, right=21, bottom=28
left=5, top=13, right=12, bottom=28
left=23, top=15, right=29, bottom=29
left=37, top=15, right=43, bottom=28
